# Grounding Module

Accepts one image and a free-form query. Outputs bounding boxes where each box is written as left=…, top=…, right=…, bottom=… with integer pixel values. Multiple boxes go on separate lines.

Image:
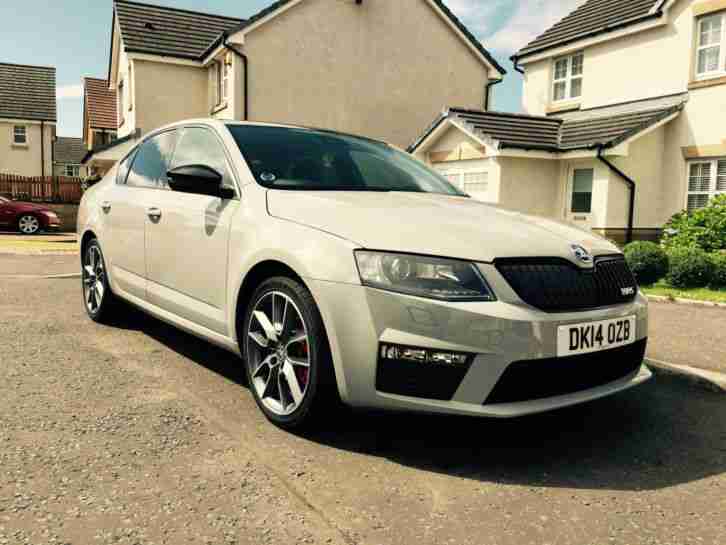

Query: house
left=412, top=0, right=726, bottom=243
left=83, top=0, right=505, bottom=167
left=53, top=137, right=87, bottom=178
left=81, top=77, right=118, bottom=176
left=0, top=62, right=56, bottom=177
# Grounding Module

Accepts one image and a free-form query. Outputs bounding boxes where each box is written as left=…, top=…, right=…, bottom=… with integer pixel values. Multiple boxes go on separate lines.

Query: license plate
left=557, top=316, right=636, bottom=357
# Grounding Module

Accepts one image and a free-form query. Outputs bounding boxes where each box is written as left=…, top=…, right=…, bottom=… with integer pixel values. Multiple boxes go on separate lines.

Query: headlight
left=354, top=251, right=495, bottom=301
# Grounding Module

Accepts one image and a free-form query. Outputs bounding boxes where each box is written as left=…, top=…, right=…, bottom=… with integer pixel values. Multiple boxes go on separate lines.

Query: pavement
left=0, top=232, right=78, bottom=255
left=0, top=254, right=725, bottom=545
left=647, top=300, right=726, bottom=374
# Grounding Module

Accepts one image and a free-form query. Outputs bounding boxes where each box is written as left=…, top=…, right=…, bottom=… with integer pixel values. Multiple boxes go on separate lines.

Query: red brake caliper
left=294, top=340, right=310, bottom=388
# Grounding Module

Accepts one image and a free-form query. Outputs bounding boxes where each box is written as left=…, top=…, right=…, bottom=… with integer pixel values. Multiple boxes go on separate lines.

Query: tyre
left=82, top=239, right=121, bottom=323
left=17, top=214, right=41, bottom=235
left=242, top=276, right=337, bottom=430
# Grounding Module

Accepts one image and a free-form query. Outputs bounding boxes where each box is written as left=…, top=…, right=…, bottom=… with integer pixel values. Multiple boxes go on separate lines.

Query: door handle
left=101, top=201, right=112, bottom=213
left=147, top=207, right=162, bottom=221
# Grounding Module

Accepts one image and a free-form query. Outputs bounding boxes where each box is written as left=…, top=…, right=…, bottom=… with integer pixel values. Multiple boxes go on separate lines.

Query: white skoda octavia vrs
left=77, top=119, right=651, bottom=429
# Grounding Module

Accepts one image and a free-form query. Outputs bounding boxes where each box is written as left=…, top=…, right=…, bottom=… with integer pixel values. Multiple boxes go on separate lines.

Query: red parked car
left=0, top=196, right=61, bottom=234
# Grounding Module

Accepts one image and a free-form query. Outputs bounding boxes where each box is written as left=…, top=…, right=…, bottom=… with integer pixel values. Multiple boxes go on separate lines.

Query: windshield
left=227, top=125, right=467, bottom=196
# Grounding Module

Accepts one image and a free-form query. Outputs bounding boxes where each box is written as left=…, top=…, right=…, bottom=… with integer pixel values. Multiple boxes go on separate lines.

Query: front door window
left=571, top=168, right=594, bottom=213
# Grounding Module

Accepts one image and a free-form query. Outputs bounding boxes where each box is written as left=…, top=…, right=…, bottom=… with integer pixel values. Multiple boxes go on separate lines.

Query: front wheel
left=18, top=214, right=41, bottom=235
left=242, top=277, right=337, bottom=430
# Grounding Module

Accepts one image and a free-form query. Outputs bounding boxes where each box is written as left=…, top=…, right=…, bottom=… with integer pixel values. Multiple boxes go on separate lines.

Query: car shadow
left=116, top=306, right=726, bottom=493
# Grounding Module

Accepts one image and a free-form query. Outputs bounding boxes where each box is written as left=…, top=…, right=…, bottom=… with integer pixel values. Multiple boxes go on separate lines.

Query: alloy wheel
left=18, top=215, right=40, bottom=234
left=82, top=245, right=106, bottom=314
left=246, top=291, right=311, bottom=416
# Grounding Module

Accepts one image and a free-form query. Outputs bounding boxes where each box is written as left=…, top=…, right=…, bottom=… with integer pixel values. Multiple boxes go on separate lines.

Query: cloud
left=483, top=0, right=589, bottom=54
left=56, top=84, right=83, bottom=100
left=443, top=0, right=509, bottom=36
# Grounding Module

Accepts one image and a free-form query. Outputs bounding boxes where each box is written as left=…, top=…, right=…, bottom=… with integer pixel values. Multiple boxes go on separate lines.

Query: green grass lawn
left=641, top=281, right=726, bottom=304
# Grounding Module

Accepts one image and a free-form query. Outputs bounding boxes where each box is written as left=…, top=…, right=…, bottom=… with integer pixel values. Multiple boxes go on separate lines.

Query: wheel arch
left=233, top=259, right=348, bottom=402
left=80, top=229, right=98, bottom=256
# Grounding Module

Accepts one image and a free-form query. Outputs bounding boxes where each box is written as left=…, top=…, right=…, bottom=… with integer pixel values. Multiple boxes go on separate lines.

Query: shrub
left=666, top=247, right=715, bottom=288
left=710, top=252, right=726, bottom=288
left=662, top=194, right=726, bottom=252
left=623, top=241, right=669, bottom=285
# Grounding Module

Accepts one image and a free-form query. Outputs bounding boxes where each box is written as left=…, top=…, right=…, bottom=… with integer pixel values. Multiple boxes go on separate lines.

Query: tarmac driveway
left=1, top=255, right=724, bottom=545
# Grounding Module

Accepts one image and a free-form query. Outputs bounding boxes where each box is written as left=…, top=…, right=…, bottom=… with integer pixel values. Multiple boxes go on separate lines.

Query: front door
left=145, top=126, right=239, bottom=336
left=567, top=167, right=594, bottom=229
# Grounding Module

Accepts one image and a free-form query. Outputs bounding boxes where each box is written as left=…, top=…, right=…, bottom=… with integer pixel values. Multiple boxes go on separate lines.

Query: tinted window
left=126, top=131, right=178, bottom=189
left=226, top=125, right=465, bottom=196
left=171, top=127, right=233, bottom=188
left=116, top=150, right=136, bottom=185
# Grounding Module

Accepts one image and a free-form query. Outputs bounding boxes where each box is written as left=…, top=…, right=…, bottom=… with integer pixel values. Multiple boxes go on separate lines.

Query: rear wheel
left=82, top=239, right=120, bottom=323
left=242, top=277, right=337, bottom=430
left=18, top=214, right=40, bottom=235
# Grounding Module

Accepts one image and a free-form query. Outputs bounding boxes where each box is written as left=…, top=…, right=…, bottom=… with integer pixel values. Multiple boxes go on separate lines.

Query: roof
left=54, top=137, right=86, bottom=165
left=225, top=0, right=506, bottom=76
left=84, top=77, right=117, bottom=130
left=514, top=0, right=662, bottom=60
left=113, top=0, right=244, bottom=60
left=410, top=94, right=687, bottom=154
left=0, top=62, right=56, bottom=122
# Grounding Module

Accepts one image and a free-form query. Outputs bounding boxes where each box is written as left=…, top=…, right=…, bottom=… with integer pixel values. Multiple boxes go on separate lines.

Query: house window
left=687, top=159, right=726, bottom=212
left=434, top=165, right=490, bottom=200
left=128, top=64, right=134, bottom=110
left=695, top=12, right=725, bottom=78
left=571, top=168, right=594, bottom=213
left=221, top=61, right=229, bottom=102
left=118, top=80, right=125, bottom=126
left=64, top=164, right=80, bottom=177
left=553, top=52, right=584, bottom=102
left=13, top=125, right=27, bottom=145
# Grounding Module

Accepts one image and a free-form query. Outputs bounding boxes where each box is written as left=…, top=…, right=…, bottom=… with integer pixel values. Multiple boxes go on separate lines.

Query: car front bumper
left=308, top=269, right=651, bottom=418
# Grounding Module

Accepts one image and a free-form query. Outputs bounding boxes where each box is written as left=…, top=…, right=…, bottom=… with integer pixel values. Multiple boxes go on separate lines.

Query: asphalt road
left=1, top=256, right=725, bottom=545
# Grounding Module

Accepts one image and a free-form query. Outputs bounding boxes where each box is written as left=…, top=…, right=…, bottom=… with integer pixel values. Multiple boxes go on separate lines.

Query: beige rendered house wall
left=0, top=121, right=55, bottom=177
left=133, top=59, right=209, bottom=138
left=496, top=157, right=562, bottom=218
left=239, top=0, right=494, bottom=148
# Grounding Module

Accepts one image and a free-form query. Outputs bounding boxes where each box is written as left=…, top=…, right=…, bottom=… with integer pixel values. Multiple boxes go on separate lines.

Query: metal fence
left=0, top=174, right=83, bottom=204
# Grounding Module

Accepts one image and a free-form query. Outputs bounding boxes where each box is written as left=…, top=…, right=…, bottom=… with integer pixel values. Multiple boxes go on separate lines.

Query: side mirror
left=166, top=164, right=234, bottom=198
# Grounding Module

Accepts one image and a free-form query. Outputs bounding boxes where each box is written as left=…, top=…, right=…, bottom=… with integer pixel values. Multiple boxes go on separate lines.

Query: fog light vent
left=376, top=343, right=473, bottom=400
left=380, top=344, right=470, bottom=366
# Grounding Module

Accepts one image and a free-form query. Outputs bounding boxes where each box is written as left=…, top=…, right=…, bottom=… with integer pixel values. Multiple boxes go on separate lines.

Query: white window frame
left=12, top=125, right=27, bottom=145
left=686, top=158, right=726, bottom=212
left=221, top=60, right=230, bottom=102
left=695, top=12, right=726, bottom=79
left=118, top=80, right=125, bottom=126
left=64, top=164, right=81, bottom=177
left=552, top=52, right=584, bottom=103
left=433, top=163, right=490, bottom=200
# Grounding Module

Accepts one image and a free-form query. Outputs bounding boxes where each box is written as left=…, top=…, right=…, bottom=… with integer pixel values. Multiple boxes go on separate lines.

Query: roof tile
left=84, top=77, right=118, bottom=131
left=0, top=63, right=56, bottom=122
left=114, top=0, right=243, bottom=60
left=515, top=0, right=660, bottom=59
left=54, top=137, right=86, bottom=164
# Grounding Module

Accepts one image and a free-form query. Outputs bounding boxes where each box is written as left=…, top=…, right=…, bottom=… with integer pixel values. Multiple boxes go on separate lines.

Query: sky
left=0, top=0, right=587, bottom=138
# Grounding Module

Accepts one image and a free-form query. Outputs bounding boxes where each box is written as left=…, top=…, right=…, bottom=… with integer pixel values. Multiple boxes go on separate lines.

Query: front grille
left=496, top=255, right=637, bottom=312
left=484, top=338, right=647, bottom=405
